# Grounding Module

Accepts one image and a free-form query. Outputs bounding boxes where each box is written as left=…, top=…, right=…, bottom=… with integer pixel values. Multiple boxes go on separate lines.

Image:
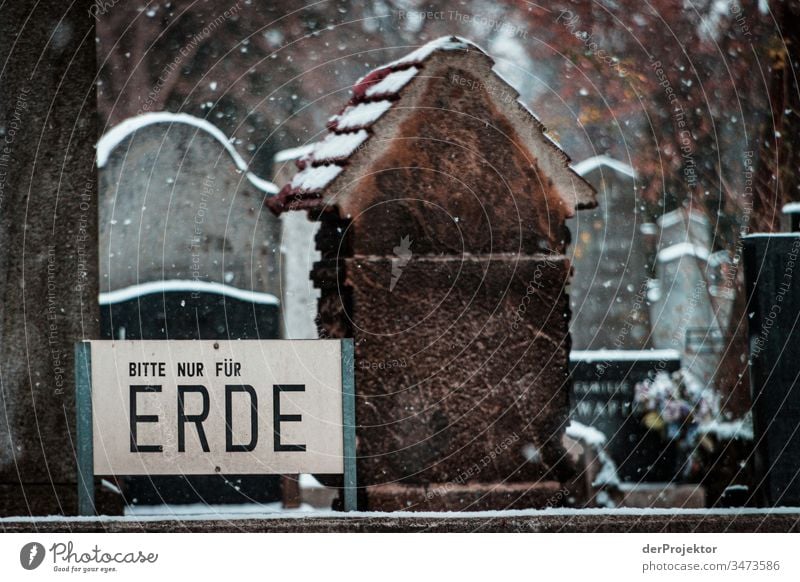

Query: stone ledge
left=2, top=510, right=798, bottom=533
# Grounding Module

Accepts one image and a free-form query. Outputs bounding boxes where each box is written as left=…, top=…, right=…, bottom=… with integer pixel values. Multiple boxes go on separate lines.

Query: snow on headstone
left=98, top=113, right=281, bottom=295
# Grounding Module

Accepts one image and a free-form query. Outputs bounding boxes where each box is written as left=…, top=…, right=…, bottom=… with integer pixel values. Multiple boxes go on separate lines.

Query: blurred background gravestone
left=567, top=155, right=652, bottom=351
left=648, top=208, right=728, bottom=386
left=97, top=114, right=283, bottom=510
left=569, top=350, right=681, bottom=483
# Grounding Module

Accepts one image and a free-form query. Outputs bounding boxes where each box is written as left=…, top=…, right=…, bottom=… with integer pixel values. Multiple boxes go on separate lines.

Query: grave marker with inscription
left=570, top=349, right=681, bottom=482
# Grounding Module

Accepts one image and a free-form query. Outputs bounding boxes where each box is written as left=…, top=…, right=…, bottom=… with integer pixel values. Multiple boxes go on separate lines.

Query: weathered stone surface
left=336, top=64, right=574, bottom=257
left=0, top=0, right=98, bottom=516
left=315, top=255, right=574, bottom=487
left=99, top=122, right=281, bottom=293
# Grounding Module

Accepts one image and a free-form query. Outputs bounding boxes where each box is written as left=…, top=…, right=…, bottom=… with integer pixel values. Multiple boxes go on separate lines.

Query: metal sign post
left=340, top=338, right=357, bottom=512
left=74, top=339, right=358, bottom=515
left=75, top=342, right=95, bottom=516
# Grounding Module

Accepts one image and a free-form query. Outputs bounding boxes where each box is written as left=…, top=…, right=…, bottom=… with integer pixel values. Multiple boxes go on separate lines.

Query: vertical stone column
left=0, top=0, right=98, bottom=515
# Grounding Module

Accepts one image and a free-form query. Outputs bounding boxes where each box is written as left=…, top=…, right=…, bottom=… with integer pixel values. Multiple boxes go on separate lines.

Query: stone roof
left=267, top=36, right=596, bottom=215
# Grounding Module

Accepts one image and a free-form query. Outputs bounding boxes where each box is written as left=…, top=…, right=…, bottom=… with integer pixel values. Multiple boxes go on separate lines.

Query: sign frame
left=75, top=339, right=357, bottom=514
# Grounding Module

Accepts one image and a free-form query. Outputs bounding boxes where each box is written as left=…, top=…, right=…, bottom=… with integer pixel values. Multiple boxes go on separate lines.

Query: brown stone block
left=365, top=481, right=568, bottom=512
left=314, top=255, right=575, bottom=487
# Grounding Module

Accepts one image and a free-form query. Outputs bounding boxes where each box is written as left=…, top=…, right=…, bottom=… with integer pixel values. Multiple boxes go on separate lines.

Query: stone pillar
left=0, top=1, right=99, bottom=515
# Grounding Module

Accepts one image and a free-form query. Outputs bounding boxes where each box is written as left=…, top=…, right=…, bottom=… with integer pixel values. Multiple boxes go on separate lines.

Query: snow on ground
left=570, top=349, right=681, bottom=362
left=3, top=506, right=799, bottom=523
left=566, top=420, right=606, bottom=447
left=124, top=502, right=316, bottom=517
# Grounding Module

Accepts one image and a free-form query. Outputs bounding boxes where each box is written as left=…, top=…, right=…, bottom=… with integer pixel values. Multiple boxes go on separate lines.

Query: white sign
left=88, top=340, right=346, bottom=475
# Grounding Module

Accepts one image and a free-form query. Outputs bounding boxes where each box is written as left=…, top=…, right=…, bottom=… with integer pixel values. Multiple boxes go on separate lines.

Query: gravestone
left=570, top=350, right=681, bottom=482
left=268, top=37, right=597, bottom=510
left=744, top=233, right=800, bottom=506
left=98, top=114, right=281, bottom=294
left=648, top=208, right=722, bottom=386
left=97, top=115, right=283, bottom=507
left=567, top=156, right=652, bottom=350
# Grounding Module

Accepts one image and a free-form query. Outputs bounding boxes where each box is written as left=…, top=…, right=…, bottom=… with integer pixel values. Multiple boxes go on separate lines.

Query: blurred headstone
left=782, top=203, right=800, bottom=233
left=98, top=114, right=280, bottom=293
left=649, top=208, right=722, bottom=386
left=273, top=146, right=320, bottom=340
left=567, top=156, right=652, bottom=350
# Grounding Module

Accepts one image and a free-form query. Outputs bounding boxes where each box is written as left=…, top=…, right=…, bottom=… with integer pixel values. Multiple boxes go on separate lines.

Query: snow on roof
left=267, top=35, right=594, bottom=215
left=99, top=279, right=280, bottom=306
left=657, top=242, right=711, bottom=263
left=307, top=130, right=369, bottom=163
left=571, top=155, right=636, bottom=179
left=97, top=112, right=279, bottom=195
left=744, top=232, right=800, bottom=239
left=289, top=164, right=343, bottom=194
left=365, top=67, right=419, bottom=98
left=332, top=101, right=393, bottom=132
left=274, top=144, right=314, bottom=163
left=383, top=36, right=477, bottom=69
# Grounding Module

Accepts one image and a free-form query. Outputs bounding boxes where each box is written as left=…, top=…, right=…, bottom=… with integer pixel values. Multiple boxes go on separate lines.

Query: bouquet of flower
left=633, top=370, right=720, bottom=479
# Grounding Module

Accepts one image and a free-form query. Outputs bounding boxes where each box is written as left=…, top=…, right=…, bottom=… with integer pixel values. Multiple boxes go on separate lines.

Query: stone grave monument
left=97, top=114, right=283, bottom=508
left=268, top=37, right=597, bottom=510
